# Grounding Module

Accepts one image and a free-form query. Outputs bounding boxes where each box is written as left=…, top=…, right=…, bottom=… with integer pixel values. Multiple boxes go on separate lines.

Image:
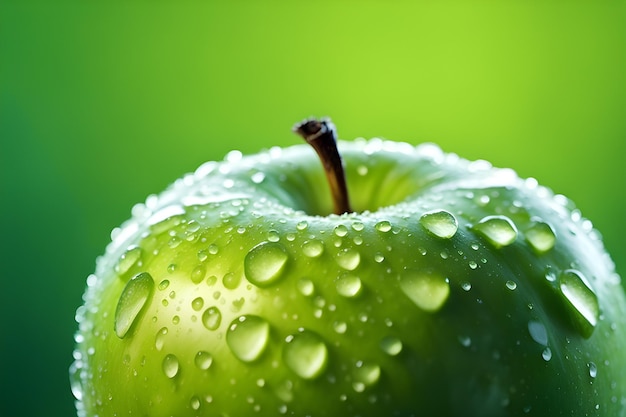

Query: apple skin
left=71, top=139, right=626, bottom=417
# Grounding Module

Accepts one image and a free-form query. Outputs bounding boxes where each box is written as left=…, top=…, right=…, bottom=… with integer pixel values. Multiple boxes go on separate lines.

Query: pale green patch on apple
left=71, top=119, right=626, bottom=417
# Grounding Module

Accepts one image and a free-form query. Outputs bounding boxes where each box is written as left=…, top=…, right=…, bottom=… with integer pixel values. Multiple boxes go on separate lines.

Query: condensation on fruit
left=114, top=246, right=143, bottom=277
left=352, top=361, right=381, bottom=392
left=559, top=269, right=599, bottom=338
left=336, top=248, right=361, bottom=270
left=473, top=215, right=518, bottom=247
left=162, top=353, right=179, bottom=378
left=114, top=272, right=154, bottom=339
left=302, top=239, right=325, bottom=258
left=379, top=336, right=403, bottom=356
left=399, top=270, right=450, bottom=312
left=335, top=273, right=363, bottom=298
left=525, top=218, right=557, bottom=253
left=244, top=241, right=289, bottom=287
left=226, top=315, right=270, bottom=363
left=202, top=306, right=222, bottom=331
left=283, top=330, right=328, bottom=380
left=419, top=209, right=458, bottom=239
left=194, top=350, right=213, bottom=370
left=155, top=326, right=168, bottom=351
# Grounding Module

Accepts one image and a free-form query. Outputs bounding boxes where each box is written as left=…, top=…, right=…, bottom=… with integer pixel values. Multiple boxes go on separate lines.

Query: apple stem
left=293, top=118, right=352, bottom=215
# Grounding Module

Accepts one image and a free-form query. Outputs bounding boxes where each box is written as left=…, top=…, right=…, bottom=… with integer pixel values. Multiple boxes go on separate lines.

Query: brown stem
left=293, top=118, right=352, bottom=215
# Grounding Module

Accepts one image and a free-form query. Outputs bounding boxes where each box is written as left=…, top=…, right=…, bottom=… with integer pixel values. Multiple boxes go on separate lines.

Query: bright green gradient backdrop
left=1, top=2, right=625, bottom=416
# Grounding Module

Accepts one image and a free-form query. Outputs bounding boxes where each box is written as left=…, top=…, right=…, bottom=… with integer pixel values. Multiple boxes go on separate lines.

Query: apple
left=71, top=119, right=626, bottom=417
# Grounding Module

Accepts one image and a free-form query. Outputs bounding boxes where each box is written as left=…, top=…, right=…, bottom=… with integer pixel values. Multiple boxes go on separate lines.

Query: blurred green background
left=1, top=1, right=625, bottom=416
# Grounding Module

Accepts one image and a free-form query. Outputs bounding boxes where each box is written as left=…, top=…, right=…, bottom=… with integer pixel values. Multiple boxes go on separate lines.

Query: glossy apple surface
left=71, top=138, right=626, bottom=416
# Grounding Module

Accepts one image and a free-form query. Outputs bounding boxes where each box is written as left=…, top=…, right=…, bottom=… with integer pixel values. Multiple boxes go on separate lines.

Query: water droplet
left=195, top=351, right=213, bottom=370
left=468, top=260, right=478, bottom=270
left=192, top=297, right=205, bottom=311
left=525, top=219, right=556, bottom=253
left=208, top=244, right=219, bottom=255
left=251, top=172, right=266, bottom=184
left=336, top=248, right=361, bottom=270
left=588, top=362, right=598, bottom=378
left=473, top=215, right=518, bottom=247
left=297, top=278, right=315, bottom=297
left=419, top=209, right=458, bottom=239
left=222, top=272, right=241, bottom=290
left=399, top=270, right=450, bottom=312
left=542, top=347, right=552, bottom=361
left=191, top=265, right=207, bottom=284
left=505, top=280, right=517, bottom=291
left=559, top=269, right=599, bottom=338
left=115, top=246, right=143, bottom=276
left=158, top=279, right=170, bottom=291
left=375, top=220, right=392, bottom=233
left=283, top=330, right=328, bottom=380
left=162, top=353, right=179, bottom=378
left=190, top=395, right=201, bottom=410
left=380, top=336, right=403, bottom=356
left=333, top=321, right=347, bottom=334
left=302, top=239, right=325, bottom=258
left=336, top=274, right=363, bottom=298
left=461, top=282, right=472, bottom=291
left=244, top=242, right=289, bottom=287
left=352, top=361, right=381, bottom=391
left=334, top=224, right=348, bottom=237
left=351, top=221, right=365, bottom=231
left=458, top=335, right=472, bottom=347
left=227, top=315, right=270, bottom=362
left=114, top=272, right=155, bottom=338
left=155, top=327, right=168, bottom=351
left=528, top=320, right=548, bottom=345
left=202, top=306, right=222, bottom=331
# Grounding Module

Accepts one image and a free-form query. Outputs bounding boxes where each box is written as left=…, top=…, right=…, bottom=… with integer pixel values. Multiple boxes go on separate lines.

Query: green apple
left=71, top=119, right=626, bottom=417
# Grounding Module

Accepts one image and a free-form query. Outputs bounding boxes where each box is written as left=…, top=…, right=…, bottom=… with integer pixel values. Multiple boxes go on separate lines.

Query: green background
left=1, top=1, right=625, bottom=416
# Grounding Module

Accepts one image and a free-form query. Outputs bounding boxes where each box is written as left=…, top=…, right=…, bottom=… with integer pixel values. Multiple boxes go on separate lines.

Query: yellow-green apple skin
left=71, top=138, right=626, bottom=416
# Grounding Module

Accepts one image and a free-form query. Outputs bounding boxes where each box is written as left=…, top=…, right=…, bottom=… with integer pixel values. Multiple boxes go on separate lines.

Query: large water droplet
left=155, top=327, right=168, bottom=351
left=525, top=219, right=556, bottom=253
left=297, top=278, right=315, bottom=297
left=115, top=246, right=143, bottom=276
left=375, top=220, right=392, bottom=233
left=114, top=272, right=154, bottom=338
left=226, top=315, right=270, bottom=362
left=352, top=361, right=381, bottom=392
left=336, top=274, right=363, bottom=298
left=244, top=242, right=289, bottom=287
left=380, top=336, right=403, bottom=356
left=336, top=248, right=361, bottom=270
left=302, top=239, right=325, bottom=258
left=162, top=353, right=179, bottom=378
left=283, top=330, right=328, bottom=380
left=202, top=306, right=222, bottom=331
left=473, top=215, right=518, bottom=247
left=528, top=320, right=548, bottom=345
left=222, top=272, right=241, bottom=290
left=194, top=351, right=213, bottom=370
left=399, top=270, right=450, bottom=312
left=419, top=209, right=458, bottom=239
left=559, top=269, right=599, bottom=338
left=191, top=265, right=207, bottom=284
left=334, top=224, right=348, bottom=237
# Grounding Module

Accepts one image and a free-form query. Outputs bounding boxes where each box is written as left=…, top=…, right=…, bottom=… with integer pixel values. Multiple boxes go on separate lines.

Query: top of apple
left=74, top=118, right=626, bottom=417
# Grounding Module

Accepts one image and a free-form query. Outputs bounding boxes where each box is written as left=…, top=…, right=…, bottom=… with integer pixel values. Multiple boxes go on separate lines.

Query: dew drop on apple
left=283, top=330, right=328, bottom=380
left=226, top=315, right=270, bottom=363
left=244, top=241, right=289, bottom=287
left=375, top=220, right=392, bottom=233
left=114, top=246, right=143, bottom=276
left=542, top=347, right=552, bottom=362
left=302, top=239, right=324, bottom=258
left=114, top=272, right=155, bottom=339
left=352, top=361, right=381, bottom=392
left=559, top=269, right=599, bottom=338
left=191, top=297, right=204, bottom=311
left=202, top=306, right=222, bottom=331
left=162, top=353, right=179, bottom=378
left=336, top=274, right=363, bottom=298
left=419, top=209, right=458, bottom=239
left=336, top=248, right=361, bottom=270
left=473, top=215, right=518, bottom=247
left=334, top=224, right=348, bottom=237
left=297, top=278, right=315, bottom=297
left=191, top=265, right=207, bottom=284
left=155, top=327, right=168, bottom=351
left=222, top=272, right=241, bottom=289
left=399, top=270, right=450, bottom=312
left=194, top=351, right=213, bottom=370
left=380, top=336, right=403, bottom=356
left=190, top=395, right=201, bottom=410
left=525, top=219, right=556, bottom=253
